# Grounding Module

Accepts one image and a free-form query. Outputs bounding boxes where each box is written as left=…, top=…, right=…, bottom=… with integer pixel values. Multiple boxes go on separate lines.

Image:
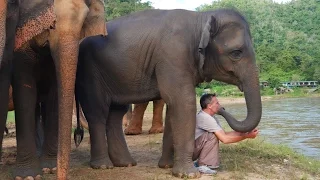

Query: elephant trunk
left=0, top=0, right=7, bottom=68
left=219, top=74, right=262, bottom=132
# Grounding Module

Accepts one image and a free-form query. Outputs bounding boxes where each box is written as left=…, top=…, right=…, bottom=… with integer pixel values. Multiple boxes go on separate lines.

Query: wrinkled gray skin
left=0, top=0, right=19, bottom=166
left=12, top=41, right=59, bottom=177
left=76, top=9, right=262, bottom=178
left=0, top=0, right=107, bottom=179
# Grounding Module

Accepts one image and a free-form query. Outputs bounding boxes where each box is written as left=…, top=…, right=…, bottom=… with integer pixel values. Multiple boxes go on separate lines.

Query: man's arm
left=214, top=129, right=259, bottom=144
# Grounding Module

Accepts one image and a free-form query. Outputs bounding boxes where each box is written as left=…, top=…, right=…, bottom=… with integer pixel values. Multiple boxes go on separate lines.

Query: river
left=218, top=97, right=320, bottom=160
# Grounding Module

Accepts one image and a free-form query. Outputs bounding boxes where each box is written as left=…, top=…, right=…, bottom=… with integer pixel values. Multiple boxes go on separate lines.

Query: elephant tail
left=74, top=84, right=84, bottom=148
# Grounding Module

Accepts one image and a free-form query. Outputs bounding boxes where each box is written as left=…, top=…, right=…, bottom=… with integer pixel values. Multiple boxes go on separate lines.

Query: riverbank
left=1, top=94, right=320, bottom=179
left=215, top=92, right=320, bottom=105
left=1, top=123, right=319, bottom=180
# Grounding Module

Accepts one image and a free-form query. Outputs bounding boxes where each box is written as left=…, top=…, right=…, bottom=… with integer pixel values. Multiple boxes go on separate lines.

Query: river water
left=217, top=97, right=320, bottom=160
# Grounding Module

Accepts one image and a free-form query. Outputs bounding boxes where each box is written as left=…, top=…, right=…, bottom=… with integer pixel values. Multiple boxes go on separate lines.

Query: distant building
left=281, top=81, right=318, bottom=88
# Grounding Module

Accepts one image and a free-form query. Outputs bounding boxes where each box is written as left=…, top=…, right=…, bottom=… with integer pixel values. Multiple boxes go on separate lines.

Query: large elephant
left=0, top=0, right=107, bottom=179
left=124, top=99, right=165, bottom=135
left=76, top=9, right=262, bottom=178
left=6, top=85, right=87, bottom=154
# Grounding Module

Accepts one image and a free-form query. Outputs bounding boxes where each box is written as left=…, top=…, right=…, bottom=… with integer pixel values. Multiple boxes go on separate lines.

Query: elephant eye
left=230, top=50, right=243, bottom=60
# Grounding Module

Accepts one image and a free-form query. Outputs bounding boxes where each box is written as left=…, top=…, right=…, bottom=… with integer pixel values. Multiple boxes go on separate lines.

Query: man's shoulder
left=197, top=110, right=211, bottom=118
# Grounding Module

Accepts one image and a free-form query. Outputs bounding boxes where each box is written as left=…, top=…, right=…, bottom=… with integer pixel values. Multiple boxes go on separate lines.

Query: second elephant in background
left=124, top=99, right=165, bottom=135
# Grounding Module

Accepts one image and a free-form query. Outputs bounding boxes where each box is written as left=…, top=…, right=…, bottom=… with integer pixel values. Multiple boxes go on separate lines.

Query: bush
left=260, top=87, right=274, bottom=96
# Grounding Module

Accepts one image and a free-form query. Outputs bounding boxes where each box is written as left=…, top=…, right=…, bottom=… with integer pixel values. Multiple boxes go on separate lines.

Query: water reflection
left=217, top=97, right=320, bottom=160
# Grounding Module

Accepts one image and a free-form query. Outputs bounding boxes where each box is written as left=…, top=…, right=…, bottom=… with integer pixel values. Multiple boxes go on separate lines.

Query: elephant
left=75, top=9, right=262, bottom=178
left=5, top=84, right=87, bottom=153
left=273, top=86, right=294, bottom=95
left=124, top=99, right=165, bottom=135
left=0, top=0, right=107, bottom=179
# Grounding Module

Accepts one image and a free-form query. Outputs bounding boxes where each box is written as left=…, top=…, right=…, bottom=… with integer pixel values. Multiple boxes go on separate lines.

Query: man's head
left=200, top=93, right=220, bottom=115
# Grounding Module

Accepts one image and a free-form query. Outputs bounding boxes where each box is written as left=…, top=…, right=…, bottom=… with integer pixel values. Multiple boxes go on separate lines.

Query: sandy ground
left=0, top=96, right=318, bottom=180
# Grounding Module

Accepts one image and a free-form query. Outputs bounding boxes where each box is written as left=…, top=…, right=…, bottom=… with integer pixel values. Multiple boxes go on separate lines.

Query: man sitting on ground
left=193, top=93, right=259, bottom=174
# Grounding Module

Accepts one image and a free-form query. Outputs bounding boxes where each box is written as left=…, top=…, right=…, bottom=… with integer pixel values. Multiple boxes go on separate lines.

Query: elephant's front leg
left=156, top=66, right=200, bottom=178
left=169, top=96, right=199, bottom=178
left=12, top=49, right=41, bottom=179
left=107, top=104, right=136, bottom=167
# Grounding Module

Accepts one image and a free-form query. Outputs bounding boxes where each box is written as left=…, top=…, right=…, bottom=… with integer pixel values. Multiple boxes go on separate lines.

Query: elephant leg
left=122, top=104, right=132, bottom=127
left=0, top=60, right=11, bottom=164
left=149, top=99, right=165, bottom=134
left=158, top=104, right=173, bottom=168
left=124, top=102, right=148, bottom=135
left=107, top=104, right=136, bottom=167
left=77, top=81, right=113, bottom=169
left=40, top=80, right=58, bottom=173
left=88, top=121, right=113, bottom=169
left=156, top=66, right=199, bottom=178
left=12, top=49, right=41, bottom=178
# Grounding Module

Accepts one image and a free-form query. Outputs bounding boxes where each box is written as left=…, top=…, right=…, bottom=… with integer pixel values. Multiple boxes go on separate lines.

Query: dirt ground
left=0, top=96, right=318, bottom=180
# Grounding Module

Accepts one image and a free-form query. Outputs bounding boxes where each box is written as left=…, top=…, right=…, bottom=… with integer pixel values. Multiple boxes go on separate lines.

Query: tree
left=105, top=0, right=153, bottom=20
left=196, top=0, right=320, bottom=82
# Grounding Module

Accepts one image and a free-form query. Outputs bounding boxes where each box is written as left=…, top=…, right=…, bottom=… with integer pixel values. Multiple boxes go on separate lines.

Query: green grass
left=220, top=138, right=320, bottom=177
left=6, top=111, right=15, bottom=123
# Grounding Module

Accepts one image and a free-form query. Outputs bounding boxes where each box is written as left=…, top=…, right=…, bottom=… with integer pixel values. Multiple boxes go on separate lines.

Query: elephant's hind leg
left=124, top=102, right=148, bottom=135
left=107, top=104, right=136, bottom=167
left=77, top=83, right=113, bottom=169
left=148, top=99, right=165, bottom=134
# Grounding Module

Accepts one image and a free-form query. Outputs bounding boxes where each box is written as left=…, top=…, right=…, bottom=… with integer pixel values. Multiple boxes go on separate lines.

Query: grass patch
left=6, top=111, right=15, bottom=123
left=220, top=138, right=320, bottom=177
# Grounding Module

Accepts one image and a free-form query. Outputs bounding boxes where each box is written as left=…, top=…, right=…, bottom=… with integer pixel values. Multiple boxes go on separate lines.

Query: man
left=193, top=93, right=259, bottom=174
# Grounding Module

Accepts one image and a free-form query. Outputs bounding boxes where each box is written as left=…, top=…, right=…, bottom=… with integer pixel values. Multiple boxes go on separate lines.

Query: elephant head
left=198, top=9, right=262, bottom=132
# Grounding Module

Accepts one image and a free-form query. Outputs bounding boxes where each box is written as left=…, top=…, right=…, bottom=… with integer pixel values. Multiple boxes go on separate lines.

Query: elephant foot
left=148, top=126, right=164, bottom=134
left=124, top=127, right=142, bottom=135
left=14, top=175, right=42, bottom=180
left=90, top=157, right=114, bottom=169
left=13, top=165, right=42, bottom=180
left=42, top=167, right=57, bottom=174
left=172, top=162, right=200, bottom=179
left=158, top=156, right=173, bottom=169
left=110, top=151, right=137, bottom=167
left=40, top=157, right=57, bottom=174
left=111, top=157, right=137, bottom=167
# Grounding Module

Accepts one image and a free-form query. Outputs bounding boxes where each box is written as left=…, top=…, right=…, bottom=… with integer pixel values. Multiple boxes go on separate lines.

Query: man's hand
left=245, top=128, right=259, bottom=139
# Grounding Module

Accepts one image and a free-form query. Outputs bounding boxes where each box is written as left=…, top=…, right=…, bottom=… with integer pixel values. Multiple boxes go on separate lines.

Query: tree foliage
left=104, top=0, right=153, bottom=20
left=196, top=0, right=320, bottom=82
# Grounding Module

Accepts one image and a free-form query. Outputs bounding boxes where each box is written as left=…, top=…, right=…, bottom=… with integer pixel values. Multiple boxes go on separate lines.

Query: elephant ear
left=198, top=15, right=218, bottom=78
